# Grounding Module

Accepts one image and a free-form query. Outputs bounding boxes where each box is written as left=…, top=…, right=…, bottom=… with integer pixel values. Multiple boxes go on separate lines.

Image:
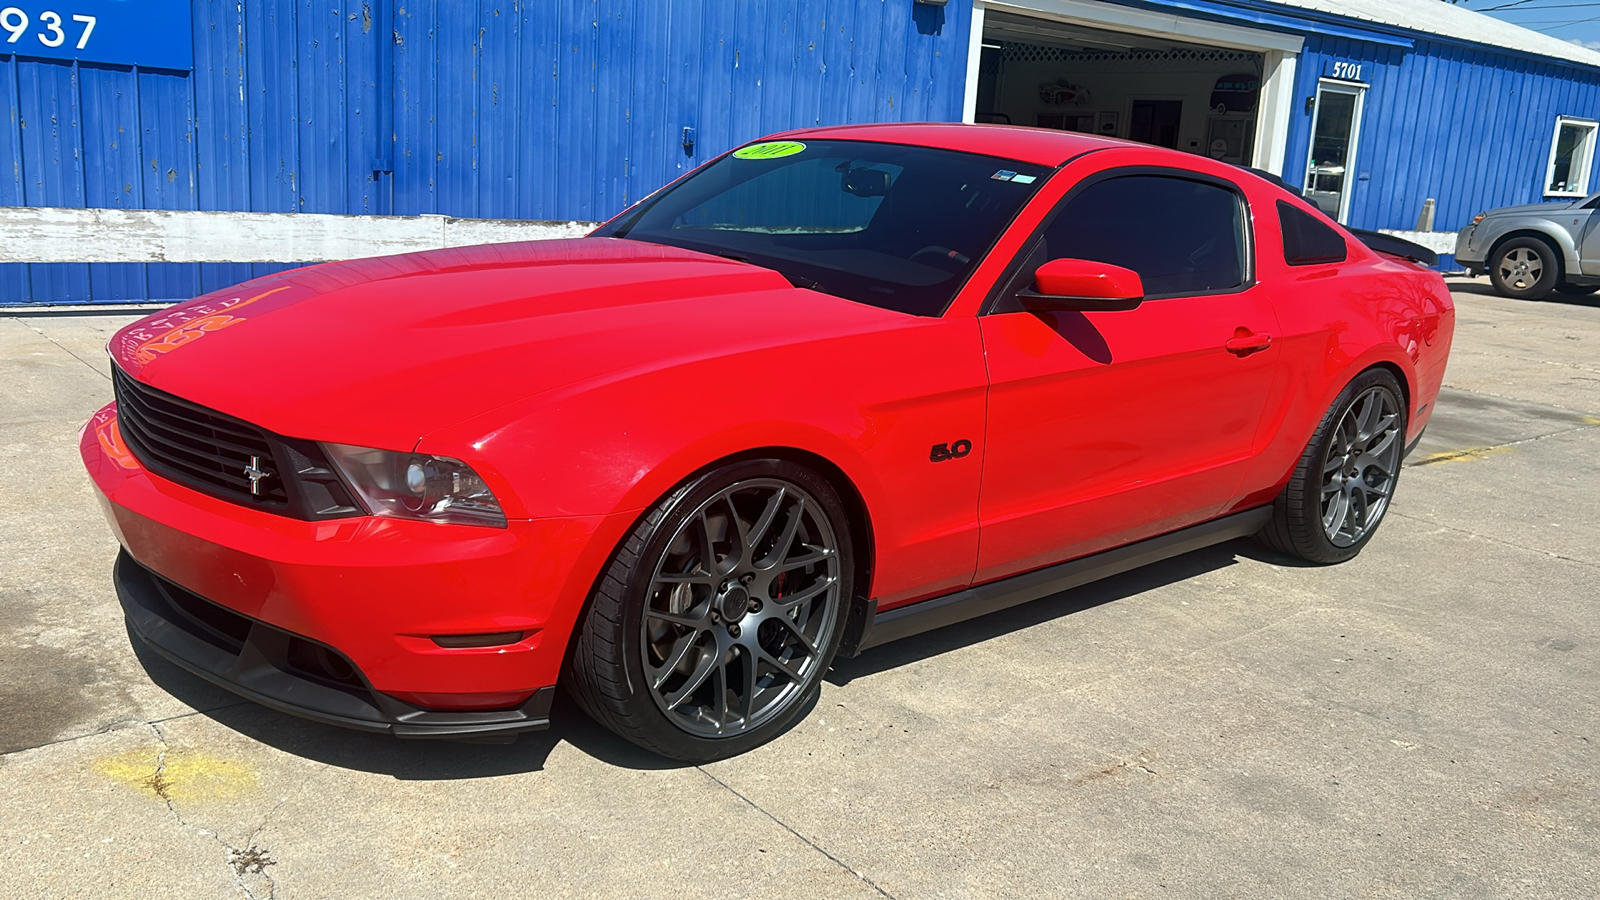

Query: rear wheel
left=568, top=459, right=852, bottom=761
left=1489, top=237, right=1558, bottom=300
left=1258, top=370, right=1406, bottom=564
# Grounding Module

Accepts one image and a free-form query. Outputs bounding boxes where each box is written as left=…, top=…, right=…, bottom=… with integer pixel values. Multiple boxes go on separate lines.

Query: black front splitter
left=115, top=551, right=554, bottom=740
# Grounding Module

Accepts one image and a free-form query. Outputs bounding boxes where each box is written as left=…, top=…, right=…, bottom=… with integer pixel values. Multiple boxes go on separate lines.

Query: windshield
left=597, top=139, right=1050, bottom=316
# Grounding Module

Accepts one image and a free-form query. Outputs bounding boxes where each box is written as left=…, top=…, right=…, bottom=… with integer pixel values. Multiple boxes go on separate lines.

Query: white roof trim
left=985, top=1, right=1305, bottom=53
left=1270, top=0, right=1600, bottom=69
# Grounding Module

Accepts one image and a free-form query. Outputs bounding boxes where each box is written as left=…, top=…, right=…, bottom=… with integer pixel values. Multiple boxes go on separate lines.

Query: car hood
left=110, top=238, right=908, bottom=450
left=1483, top=201, right=1582, bottom=218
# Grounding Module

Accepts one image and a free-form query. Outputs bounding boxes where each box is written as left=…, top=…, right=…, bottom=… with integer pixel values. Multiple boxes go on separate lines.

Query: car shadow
left=1445, top=278, right=1600, bottom=308
left=129, top=627, right=691, bottom=777
left=829, top=538, right=1271, bottom=685
left=129, top=537, right=1292, bottom=776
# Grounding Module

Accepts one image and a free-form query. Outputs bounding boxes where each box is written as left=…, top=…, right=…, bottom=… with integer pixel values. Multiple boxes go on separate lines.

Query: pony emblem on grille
left=243, top=456, right=273, bottom=496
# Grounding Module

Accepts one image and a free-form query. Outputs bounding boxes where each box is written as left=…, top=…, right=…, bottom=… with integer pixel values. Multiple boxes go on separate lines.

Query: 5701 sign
left=0, top=1, right=191, bottom=70
left=2, top=7, right=97, bottom=50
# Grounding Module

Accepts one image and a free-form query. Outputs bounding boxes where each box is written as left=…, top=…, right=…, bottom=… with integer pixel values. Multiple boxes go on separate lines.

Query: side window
left=1030, top=174, right=1248, bottom=298
left=1277, top=200, right=1348, bottom=265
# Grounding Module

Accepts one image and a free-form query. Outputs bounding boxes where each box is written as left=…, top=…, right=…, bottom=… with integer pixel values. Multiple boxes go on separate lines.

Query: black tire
left=1488, top=237, right=1559, bottom=300
left=567, top=458, right=853, bottom=761
left=1554, top=282, right=1599, bottom=296
left=1257, top=369, right=1407, bottom=564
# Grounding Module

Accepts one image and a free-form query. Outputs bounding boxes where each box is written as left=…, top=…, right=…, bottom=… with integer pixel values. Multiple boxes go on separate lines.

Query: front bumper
left=1454, top=226, right=1485, bottom=272
left=83, top=403, right=632, bottom=738
left=118, top=551, right=555, bottom=737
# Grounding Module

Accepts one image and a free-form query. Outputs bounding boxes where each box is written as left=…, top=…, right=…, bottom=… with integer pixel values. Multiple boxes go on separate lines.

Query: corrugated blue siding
left=1285, top=35, right=1600, bottom=233
left=8, top=0, right=1600, bottom=304
left=1, top=0, right=972, bottom=304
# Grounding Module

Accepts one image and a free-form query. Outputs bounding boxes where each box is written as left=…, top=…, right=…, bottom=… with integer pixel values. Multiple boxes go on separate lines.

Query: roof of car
left=777, top=122, right=1128, bottom=168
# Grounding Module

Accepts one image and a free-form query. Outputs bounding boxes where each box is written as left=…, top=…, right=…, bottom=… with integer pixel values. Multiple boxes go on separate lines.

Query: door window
left=1303, top=80, right=1366, bottom=223
left=1000, top=174, right=1248, bottom=306
left=1130, top=100, right=1183, bottom=149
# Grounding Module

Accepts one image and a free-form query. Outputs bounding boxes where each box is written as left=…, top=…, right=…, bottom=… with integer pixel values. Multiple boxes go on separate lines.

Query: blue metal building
left=3, top=0, right=1598, bottom=304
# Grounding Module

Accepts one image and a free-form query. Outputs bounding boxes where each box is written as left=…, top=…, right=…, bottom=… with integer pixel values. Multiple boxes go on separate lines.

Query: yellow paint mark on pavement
left=95, top=747, right=259, bottom=803
left=1583, top=416, right=1600, bottom=425
left=1413, top=446, right=1513, bottom=466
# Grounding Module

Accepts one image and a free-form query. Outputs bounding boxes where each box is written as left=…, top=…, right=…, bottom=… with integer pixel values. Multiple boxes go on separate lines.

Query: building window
left=1546, top=116, right=1598, bottom=198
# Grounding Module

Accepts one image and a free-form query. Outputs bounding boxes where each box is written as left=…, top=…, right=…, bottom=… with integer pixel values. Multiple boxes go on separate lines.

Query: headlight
left=323, top=444, right=508, bottom=528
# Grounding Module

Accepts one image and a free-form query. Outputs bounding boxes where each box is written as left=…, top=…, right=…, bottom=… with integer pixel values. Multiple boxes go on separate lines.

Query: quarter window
left=1546, top=116, right=1598, bottom=198
left=1277, top=201, right=1347, bottom=266
left=1031, top=174, right=1248, bottom=297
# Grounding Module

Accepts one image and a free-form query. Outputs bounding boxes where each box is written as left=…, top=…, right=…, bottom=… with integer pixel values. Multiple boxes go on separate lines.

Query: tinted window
left=599, top=140, right=1049, bottom=316
left=1278, top=200, right=1348, bottom=265
left=1031, top=175, right=1247, bottom=297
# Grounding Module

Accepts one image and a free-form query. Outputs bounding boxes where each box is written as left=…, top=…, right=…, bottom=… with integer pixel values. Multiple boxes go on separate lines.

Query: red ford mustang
left=82, top=125, right=1454, bottom=760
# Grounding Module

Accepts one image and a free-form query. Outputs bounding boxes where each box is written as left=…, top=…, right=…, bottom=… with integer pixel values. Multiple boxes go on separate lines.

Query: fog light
left=430, top=631, right=526, bottom=649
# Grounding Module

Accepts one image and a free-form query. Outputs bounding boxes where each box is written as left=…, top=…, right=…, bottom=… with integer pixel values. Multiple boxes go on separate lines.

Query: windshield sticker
left=733, top=141, right=807, bottom=160
left=991, top=170, right=1018, bottom=182
left=1011, top=174, right=1038, bottom=184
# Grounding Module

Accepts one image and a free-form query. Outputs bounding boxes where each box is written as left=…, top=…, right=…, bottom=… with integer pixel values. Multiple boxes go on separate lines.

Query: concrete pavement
left=1, top=278, right=1596, bottom=898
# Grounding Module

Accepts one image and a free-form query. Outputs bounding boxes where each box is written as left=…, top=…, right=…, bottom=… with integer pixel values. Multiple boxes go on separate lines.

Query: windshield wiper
left=695, top=246, right=824, bottom=292
left=783, top=272, right=825, bottom=291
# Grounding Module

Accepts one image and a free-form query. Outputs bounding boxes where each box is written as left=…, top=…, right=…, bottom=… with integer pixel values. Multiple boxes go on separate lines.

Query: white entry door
left=1304, top=79, right=1367, bottom=223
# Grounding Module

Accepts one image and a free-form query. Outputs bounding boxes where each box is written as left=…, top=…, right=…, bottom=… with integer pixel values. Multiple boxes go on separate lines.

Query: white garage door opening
left=964, top=2, right=1302, bottom=176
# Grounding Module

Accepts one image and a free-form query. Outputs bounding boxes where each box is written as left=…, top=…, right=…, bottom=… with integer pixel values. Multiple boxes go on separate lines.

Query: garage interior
left=975, top=12, right=1266, bottom=167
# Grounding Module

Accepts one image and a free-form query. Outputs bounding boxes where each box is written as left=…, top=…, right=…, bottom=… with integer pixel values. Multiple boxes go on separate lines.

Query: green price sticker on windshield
left=733, top=141, right=807, bottom=160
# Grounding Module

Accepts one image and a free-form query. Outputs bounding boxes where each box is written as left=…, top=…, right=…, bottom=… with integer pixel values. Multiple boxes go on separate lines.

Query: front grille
left=113, top=364, right=290, bottom=506
left=112, top=365, right=360, bottom=519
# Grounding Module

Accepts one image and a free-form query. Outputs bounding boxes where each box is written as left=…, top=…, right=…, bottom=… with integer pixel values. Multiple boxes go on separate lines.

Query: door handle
left=1225, top=331, right=1273, bottom=356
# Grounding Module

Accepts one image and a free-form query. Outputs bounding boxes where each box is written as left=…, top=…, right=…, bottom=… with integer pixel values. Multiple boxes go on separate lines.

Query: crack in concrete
left=6, top=317, right=112, bottom=382
left=1388, top=511, right=1600, bottom=571
left=146, top=722, right=280, bottom=900
left=1411, top=418, right=1600, bottom=466
left=695, top=766, right=897, bottom=899
left=1447, top=349, right=1600, bottom=378
left=0, top=702, right=253, bottom=760
left=1439, top=378, right=1600, bottom=419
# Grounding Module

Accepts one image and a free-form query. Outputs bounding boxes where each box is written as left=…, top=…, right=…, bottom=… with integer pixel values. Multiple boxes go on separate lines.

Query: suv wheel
left=1489, top=238, right=1558, bottom=300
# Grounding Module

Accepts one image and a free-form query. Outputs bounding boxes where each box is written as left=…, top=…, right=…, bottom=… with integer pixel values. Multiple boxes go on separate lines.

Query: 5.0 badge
left=929, top=440, right=973, bottom=462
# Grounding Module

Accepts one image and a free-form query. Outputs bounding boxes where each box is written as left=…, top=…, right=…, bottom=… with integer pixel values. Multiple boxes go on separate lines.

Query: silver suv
left=1456, top=194, right=1600, bottom=300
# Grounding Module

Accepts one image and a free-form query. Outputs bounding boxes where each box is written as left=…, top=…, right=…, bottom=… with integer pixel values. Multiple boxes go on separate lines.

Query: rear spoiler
left=1345, top=229, right=1438, bottom=266
left=1236, top=166, right=1439, bottom=266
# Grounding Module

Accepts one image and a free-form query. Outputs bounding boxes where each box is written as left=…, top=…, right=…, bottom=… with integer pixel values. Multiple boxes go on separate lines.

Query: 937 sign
left=2, top=8, right=97, bottom=50
left=0, top=1, right=191, bottom=70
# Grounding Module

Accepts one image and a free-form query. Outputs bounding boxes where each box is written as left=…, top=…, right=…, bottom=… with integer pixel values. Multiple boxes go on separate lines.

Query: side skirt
left=850, top=507, right=1273, bottom=654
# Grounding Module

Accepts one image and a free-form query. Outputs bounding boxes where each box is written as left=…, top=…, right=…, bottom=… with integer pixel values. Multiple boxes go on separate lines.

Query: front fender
left=420, top=315, right=991, bottom=610
left=1476, top=219, right=1581, bottom=274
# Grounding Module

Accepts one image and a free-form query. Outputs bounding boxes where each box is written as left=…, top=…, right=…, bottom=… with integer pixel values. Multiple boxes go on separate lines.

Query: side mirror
left=1019, top=258, right=1144, bottom=312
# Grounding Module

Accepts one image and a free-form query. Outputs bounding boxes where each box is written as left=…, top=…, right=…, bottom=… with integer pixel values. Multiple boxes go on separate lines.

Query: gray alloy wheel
left=1257, top=369, right=1407, bottom=564
left=1489, top=237, right=1558, bottom=300
left=567, top=459, right=853, bottom=761
left=640, top=477, right=843, bottom=738
left=1319, top=385, right=1403, bottom=548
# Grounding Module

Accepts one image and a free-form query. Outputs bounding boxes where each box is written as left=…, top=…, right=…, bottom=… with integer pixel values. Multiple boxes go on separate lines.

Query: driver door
left=976, top=171, right=1281, bottom=583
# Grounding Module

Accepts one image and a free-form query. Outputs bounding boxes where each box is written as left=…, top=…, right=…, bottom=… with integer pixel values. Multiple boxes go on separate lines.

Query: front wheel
left=1489, top=238, right=1558, bottom=300
left=1258, top=370, right=1407, bottom=564
left=567, top=459, right=852, bottom=761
